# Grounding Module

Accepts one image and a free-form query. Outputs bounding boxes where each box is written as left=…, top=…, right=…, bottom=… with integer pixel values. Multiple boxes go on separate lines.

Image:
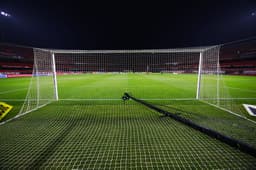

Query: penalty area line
left=0, top=88, right=27, bottom=94
left=58, top=98, right=197, bottom=101
left=0, top=98, right=255, bottom=102
left=58, top=98, right=256, bottom=101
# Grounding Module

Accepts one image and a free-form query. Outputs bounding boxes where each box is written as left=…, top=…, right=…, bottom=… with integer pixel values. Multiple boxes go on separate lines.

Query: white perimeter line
left=200, top=100, right=256, bottom=124
left=0, top=99, right=56, bottom=101
left=59, top=99, right=121, bottom=101
left=201, top=98, right=256, bottom=100
left=0, top=98, right=255, bottom=102
left=0, top=99, right=26, bottom=101
left=0, top=88, right=27, bottom=94
left=58, top=98, right=201, bottom=101
left=59, top=98, right=256, bottom=101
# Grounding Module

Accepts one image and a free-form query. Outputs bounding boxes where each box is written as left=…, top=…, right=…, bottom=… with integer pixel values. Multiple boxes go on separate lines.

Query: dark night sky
left=0, top=0, right=256, bottom=49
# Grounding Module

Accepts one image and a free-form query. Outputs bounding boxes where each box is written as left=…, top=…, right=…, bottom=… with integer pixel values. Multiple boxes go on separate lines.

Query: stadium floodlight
left=0, top=11, right=11, bottom=17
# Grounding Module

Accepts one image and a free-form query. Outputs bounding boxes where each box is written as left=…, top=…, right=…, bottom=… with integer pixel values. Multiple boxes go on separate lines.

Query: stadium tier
left=0, top=42, right=256, bottom=169
left=1, top=42, right=256, bottom=75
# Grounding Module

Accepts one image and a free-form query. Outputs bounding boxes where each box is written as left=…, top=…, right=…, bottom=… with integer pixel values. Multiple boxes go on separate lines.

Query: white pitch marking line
left=0, top=98, right=255, bottom=101
left=228, top=87, right=256, bottom=93
left=0, top=88, right=27, bottom=95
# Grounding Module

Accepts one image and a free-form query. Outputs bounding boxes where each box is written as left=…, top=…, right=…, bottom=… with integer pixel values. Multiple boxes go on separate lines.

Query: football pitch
left=1, top=73, right=256, bottom=169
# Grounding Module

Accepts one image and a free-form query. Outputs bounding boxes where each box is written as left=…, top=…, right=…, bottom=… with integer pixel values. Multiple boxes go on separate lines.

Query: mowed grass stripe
left=58, top=74, right=129, bottom=99
left=1, top=73, right=255, bottom=100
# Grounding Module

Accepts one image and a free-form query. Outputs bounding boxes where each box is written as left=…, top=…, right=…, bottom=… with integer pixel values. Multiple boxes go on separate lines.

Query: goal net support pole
left=51, top=52, right=59, bottom=101
left=196, top=52, right=203, bottom=100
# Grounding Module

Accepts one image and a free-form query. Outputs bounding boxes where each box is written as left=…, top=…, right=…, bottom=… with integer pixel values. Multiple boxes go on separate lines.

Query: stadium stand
left=0, top=38, right=256, bottom=76
left=220, top=38, right=256, bottom=75
left=0, top=44, right=33, bottom=77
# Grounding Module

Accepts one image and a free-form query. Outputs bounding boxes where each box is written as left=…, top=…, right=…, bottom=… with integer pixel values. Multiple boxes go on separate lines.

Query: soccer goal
left=18, top=49, right=57, bottom=115
left=14, top=45, right=241, bottom=117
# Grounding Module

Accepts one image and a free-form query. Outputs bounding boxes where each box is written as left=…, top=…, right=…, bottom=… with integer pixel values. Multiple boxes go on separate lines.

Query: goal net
left=52, top=48, right=205, bottom=101
left=18, top=49, right=57, bottom=116
left=18, top=46, right=243, bottom=119
left=199, top=46, right=246, bottom=119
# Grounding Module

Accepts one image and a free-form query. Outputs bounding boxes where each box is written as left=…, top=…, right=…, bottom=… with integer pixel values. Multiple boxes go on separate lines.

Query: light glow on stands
left=0, top=11, right=11, bottom=17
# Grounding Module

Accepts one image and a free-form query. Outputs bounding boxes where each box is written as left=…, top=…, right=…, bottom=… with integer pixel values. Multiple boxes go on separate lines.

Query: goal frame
left=50, top=47, right=215, bottom=101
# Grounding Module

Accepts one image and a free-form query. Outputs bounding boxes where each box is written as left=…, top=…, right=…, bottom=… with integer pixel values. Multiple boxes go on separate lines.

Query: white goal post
left=51, top=52, right=59, bottom=101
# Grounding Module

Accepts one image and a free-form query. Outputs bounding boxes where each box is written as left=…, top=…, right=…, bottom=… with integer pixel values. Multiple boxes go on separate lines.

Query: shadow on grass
left=28, top=121, right=76, bottom=169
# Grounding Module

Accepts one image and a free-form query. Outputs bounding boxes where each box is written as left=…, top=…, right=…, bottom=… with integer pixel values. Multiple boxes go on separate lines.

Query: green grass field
left=0, top=73, right=256, bottom=169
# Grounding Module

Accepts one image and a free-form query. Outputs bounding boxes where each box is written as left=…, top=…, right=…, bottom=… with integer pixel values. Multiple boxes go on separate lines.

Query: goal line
left=1, top=98, right=255, bottom=102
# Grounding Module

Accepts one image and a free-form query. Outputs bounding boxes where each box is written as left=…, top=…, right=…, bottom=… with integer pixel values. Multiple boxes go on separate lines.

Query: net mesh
left=19, top=49, right=56, bottom=115
left=200, top=46, right=255, bottom=122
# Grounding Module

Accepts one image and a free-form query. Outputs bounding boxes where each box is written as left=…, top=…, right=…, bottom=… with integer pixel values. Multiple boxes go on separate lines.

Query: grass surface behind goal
left=1, top=101, right=256, bottom=169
